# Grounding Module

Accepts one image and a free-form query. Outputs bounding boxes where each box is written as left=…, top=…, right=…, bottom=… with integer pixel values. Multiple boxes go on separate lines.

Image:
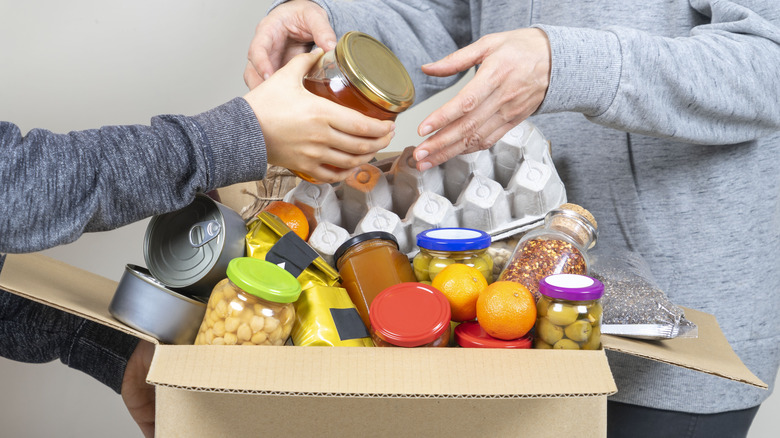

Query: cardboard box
left=0, top=253, right=766, bottom=437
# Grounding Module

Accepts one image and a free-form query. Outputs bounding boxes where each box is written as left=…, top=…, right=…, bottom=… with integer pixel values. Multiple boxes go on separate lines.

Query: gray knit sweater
left=0, top=97, right=267, bottom=391
left=307, top=0, right=780, bottom=413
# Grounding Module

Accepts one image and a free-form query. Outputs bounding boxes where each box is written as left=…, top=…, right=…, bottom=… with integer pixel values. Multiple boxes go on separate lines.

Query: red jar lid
left=455, top=321, right=532, bottom=349
left=370, top=282, right=451, bottom=347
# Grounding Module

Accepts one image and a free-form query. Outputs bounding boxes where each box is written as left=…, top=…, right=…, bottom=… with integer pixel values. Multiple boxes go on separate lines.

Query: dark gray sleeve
left=0, top=284, right=139, bottom=394
left=0, top=97, right=267, bottom=253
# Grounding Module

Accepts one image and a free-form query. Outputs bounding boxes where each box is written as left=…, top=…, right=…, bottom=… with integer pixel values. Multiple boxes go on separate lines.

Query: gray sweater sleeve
left=0, top=97, right=267, bottom=253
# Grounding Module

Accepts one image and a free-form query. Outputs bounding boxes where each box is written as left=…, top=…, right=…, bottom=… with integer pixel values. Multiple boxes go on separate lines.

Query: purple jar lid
left=539, top=274, right=604, bottom=301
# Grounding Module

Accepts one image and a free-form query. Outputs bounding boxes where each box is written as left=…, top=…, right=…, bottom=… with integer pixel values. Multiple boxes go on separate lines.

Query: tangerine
left=261, top=200, right=310, bottom=241
left=431, top=264, right=488, bottom=322
left=476, top=281, right=536, bottom=340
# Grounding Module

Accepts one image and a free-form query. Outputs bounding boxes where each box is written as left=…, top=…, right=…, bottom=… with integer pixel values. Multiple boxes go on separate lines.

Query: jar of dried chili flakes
left=498, top=203, right=597, bottom=301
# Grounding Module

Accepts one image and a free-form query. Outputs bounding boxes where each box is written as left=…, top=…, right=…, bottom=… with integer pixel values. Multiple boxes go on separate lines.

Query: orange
left=261, top=200, right=310, bottom=241
left=431, top=264, right=488, bottom=322
left=476, top=281, right=536, bottom=340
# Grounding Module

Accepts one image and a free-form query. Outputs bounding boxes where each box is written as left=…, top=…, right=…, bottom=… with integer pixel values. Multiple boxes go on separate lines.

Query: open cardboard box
left=0, top=252, right=766, bottom=437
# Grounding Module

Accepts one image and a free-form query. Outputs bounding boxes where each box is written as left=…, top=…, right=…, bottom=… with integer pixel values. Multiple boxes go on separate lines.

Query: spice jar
left=295, top=31, right=415, bottom=183
left=413, top=228, right=493, bottom=283
left=534, top=274, right=604, bottom=350
left=335, top=231, right=417, bottom=330
left=194, top=257, right=302, bottom=346
left=455, top=321, right=532, bottom=349
left=498, top=203, right=597, bottom=301
left=369, top=282, right=451, bottom=347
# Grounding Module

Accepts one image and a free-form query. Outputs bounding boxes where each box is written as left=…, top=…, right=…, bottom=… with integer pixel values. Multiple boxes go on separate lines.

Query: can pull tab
left=189, top=220, right=222, bottom=248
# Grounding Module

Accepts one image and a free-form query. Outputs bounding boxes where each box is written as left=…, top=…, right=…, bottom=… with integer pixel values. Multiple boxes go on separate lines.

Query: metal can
left=194, top=257, right=302, bottom=346
left=534, top=274, right=604, bottom=350
left=413, top=228, right=493, bottom=283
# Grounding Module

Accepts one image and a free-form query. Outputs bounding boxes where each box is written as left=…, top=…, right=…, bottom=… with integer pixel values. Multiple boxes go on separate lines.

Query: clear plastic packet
left=589, top=250, right=697, bottom=340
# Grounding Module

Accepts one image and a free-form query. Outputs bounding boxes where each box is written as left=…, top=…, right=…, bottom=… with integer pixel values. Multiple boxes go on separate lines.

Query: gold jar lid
left=335, top=31, right=415, bottom=113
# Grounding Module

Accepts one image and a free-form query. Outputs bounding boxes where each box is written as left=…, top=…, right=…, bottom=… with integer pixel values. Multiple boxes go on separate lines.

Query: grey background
left=0, top=1, right=775, bottom=436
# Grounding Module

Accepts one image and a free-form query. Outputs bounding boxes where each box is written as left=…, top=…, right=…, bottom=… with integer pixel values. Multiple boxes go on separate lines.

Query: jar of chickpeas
left=194, top=257, right=302, bottom=346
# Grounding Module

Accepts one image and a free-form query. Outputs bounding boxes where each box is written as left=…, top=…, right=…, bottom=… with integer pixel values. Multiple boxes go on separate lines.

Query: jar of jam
left=194, top=257, right=302, bottom=346
left=295, top=31, right=415, bottom=183
left=455, top=321, right=532, bottom=349
left=369, top=282, right=451, bottom=347
left=334, top=231, right=417, bottom=330
left=534, top=274, right=604, bottom=350
left=498, top=203, right=597, bottom=301
left=413, top=228, right=493, bottom=283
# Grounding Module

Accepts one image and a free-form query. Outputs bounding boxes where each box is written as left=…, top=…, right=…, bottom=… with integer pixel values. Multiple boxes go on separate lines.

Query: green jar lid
left=226, top=257, right=301, bottom=303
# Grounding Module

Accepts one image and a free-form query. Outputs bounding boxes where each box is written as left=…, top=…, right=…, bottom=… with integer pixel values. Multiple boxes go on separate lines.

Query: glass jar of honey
left=194, top=257, right=302, bottom=346
left=369, top=282, right=451, bottom=348
left=295, top=31, right=415, bottom=183
left=334, top=231, right=417, bottom=330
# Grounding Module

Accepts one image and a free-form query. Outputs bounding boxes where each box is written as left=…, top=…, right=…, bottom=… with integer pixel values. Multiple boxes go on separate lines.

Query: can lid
left=144, top=194, right=225, bottom=289
left=416, top=228, right=491, bottom=251
left=336, top=31, right=415, bottom=113
left=334, top=231, right=398, bottom=265
left=226, top=257, right=302, bottom=303
left=369, top=282, right=451, bottom=347
left=455, top=321, right=532, bottom=349
left=539, top=274, right=604, bottom=301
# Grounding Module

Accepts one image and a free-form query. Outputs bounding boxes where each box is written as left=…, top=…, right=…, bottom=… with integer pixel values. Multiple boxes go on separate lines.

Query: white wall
left=0, top=1, right=775, bottom=437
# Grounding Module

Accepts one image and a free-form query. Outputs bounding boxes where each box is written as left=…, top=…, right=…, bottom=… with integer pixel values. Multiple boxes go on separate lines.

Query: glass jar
left=534, top=274, right=604, bottom=350
left=295, top=31, right=415, bottom=183
left=454, top=321, right=532, bottom=349
left=194, top=257, right=302, bottom=346
left=498, top=203, right=597, bottom=301
left=335, top=231, right=417, bottom=330
left=413, top=228, right=493, bottom=283
left=369, top=282, right=451, bottom=347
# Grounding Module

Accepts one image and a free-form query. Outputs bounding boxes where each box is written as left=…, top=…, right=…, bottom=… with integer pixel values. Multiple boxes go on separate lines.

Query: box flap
left=0, top=253, right=158, bottom=344
left=603, top=308, right=766, bottom=389
left=146, top=345, right=617, bottom=398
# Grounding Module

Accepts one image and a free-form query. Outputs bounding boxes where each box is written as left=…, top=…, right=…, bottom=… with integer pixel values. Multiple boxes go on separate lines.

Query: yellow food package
left=245, top=212, right=340, bottom=290
left=292, top=285, right=374, bottom=347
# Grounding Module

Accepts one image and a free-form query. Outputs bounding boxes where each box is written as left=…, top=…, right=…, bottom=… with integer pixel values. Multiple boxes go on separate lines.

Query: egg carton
left=284, top=121, right=567, bottom=265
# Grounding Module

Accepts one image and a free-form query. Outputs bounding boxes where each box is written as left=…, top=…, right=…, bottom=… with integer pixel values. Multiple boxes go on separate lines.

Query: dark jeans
left=608, top=401, right=761, bottom=438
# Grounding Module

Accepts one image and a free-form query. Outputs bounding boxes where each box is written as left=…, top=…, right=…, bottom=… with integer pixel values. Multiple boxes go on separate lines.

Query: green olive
left=534, top=339, right=553, bottom=349
left=468, top=256, right=494, bottom=283
left=553, top=339, right=581, bottom=350
left=546, top=303, right=580, bottom=326
left=564, top=320, right=593, bottom=342
left=581, top=326, right=602, bottom=350
left=586, top=302, right=603, bottom=325
left=537, top=297, right=550, bottom=317
left=413, top=253, right=432, bottom=281
left=536, top=317, right=564, bottom=345
left=428, top=257, right=455, bottom=281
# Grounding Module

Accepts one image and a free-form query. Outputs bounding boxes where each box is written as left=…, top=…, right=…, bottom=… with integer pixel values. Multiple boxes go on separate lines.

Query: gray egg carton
left=284, top=121, right=567, bottom=265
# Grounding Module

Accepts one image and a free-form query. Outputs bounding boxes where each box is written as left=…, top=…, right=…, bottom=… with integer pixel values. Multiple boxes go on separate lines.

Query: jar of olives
left=498, top=203, right=597, bottom=301
left=534, top=274, right=604, bottom=350
left=413, top=228, right=493, bottom=283
left=194, top=257, right=302, bottom=346
left=369, top=282, right=451, bottom=348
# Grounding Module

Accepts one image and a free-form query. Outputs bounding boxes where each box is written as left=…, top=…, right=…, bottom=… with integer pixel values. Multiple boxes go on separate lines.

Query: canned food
left=194, top=257, right=302, bottom=346
left=534, top=274, right=604, bottom=350
left=413, top=228, right=493, bottom=283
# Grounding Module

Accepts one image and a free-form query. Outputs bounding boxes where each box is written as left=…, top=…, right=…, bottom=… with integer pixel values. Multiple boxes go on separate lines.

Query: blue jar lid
left=416, top=228, right=491, bottom=251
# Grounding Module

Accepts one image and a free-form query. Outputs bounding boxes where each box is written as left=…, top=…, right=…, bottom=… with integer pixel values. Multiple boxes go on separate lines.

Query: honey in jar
left=296, top=31, right=415, bottom=183
left=334, top=231, right=417, bottom=330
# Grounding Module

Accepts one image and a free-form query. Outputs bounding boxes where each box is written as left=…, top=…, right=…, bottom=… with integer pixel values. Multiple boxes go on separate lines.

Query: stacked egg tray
left=284, top=121, right=567, bottom=265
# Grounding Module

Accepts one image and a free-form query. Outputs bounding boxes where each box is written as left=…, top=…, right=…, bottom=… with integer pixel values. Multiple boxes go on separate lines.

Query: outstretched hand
left=244, top=0, right=336, bottom=89
left=121, top=340, right=155, bottom=438
left=413, top=28, right=551, bottom=171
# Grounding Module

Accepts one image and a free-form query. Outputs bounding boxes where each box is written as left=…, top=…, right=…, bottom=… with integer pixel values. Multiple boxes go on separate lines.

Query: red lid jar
left=369, top=283, right=451, bottom=347
left=455, top=321, right=532, bottom=349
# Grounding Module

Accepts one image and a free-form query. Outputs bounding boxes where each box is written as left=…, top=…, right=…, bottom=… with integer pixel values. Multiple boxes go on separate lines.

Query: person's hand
left=244, top=0, right=336, bottom=89
left=413, top=28, right=551, bottom=171
left=121, top=340, right=155, bottom=438
left=244, top=48, right=395, bottom=184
